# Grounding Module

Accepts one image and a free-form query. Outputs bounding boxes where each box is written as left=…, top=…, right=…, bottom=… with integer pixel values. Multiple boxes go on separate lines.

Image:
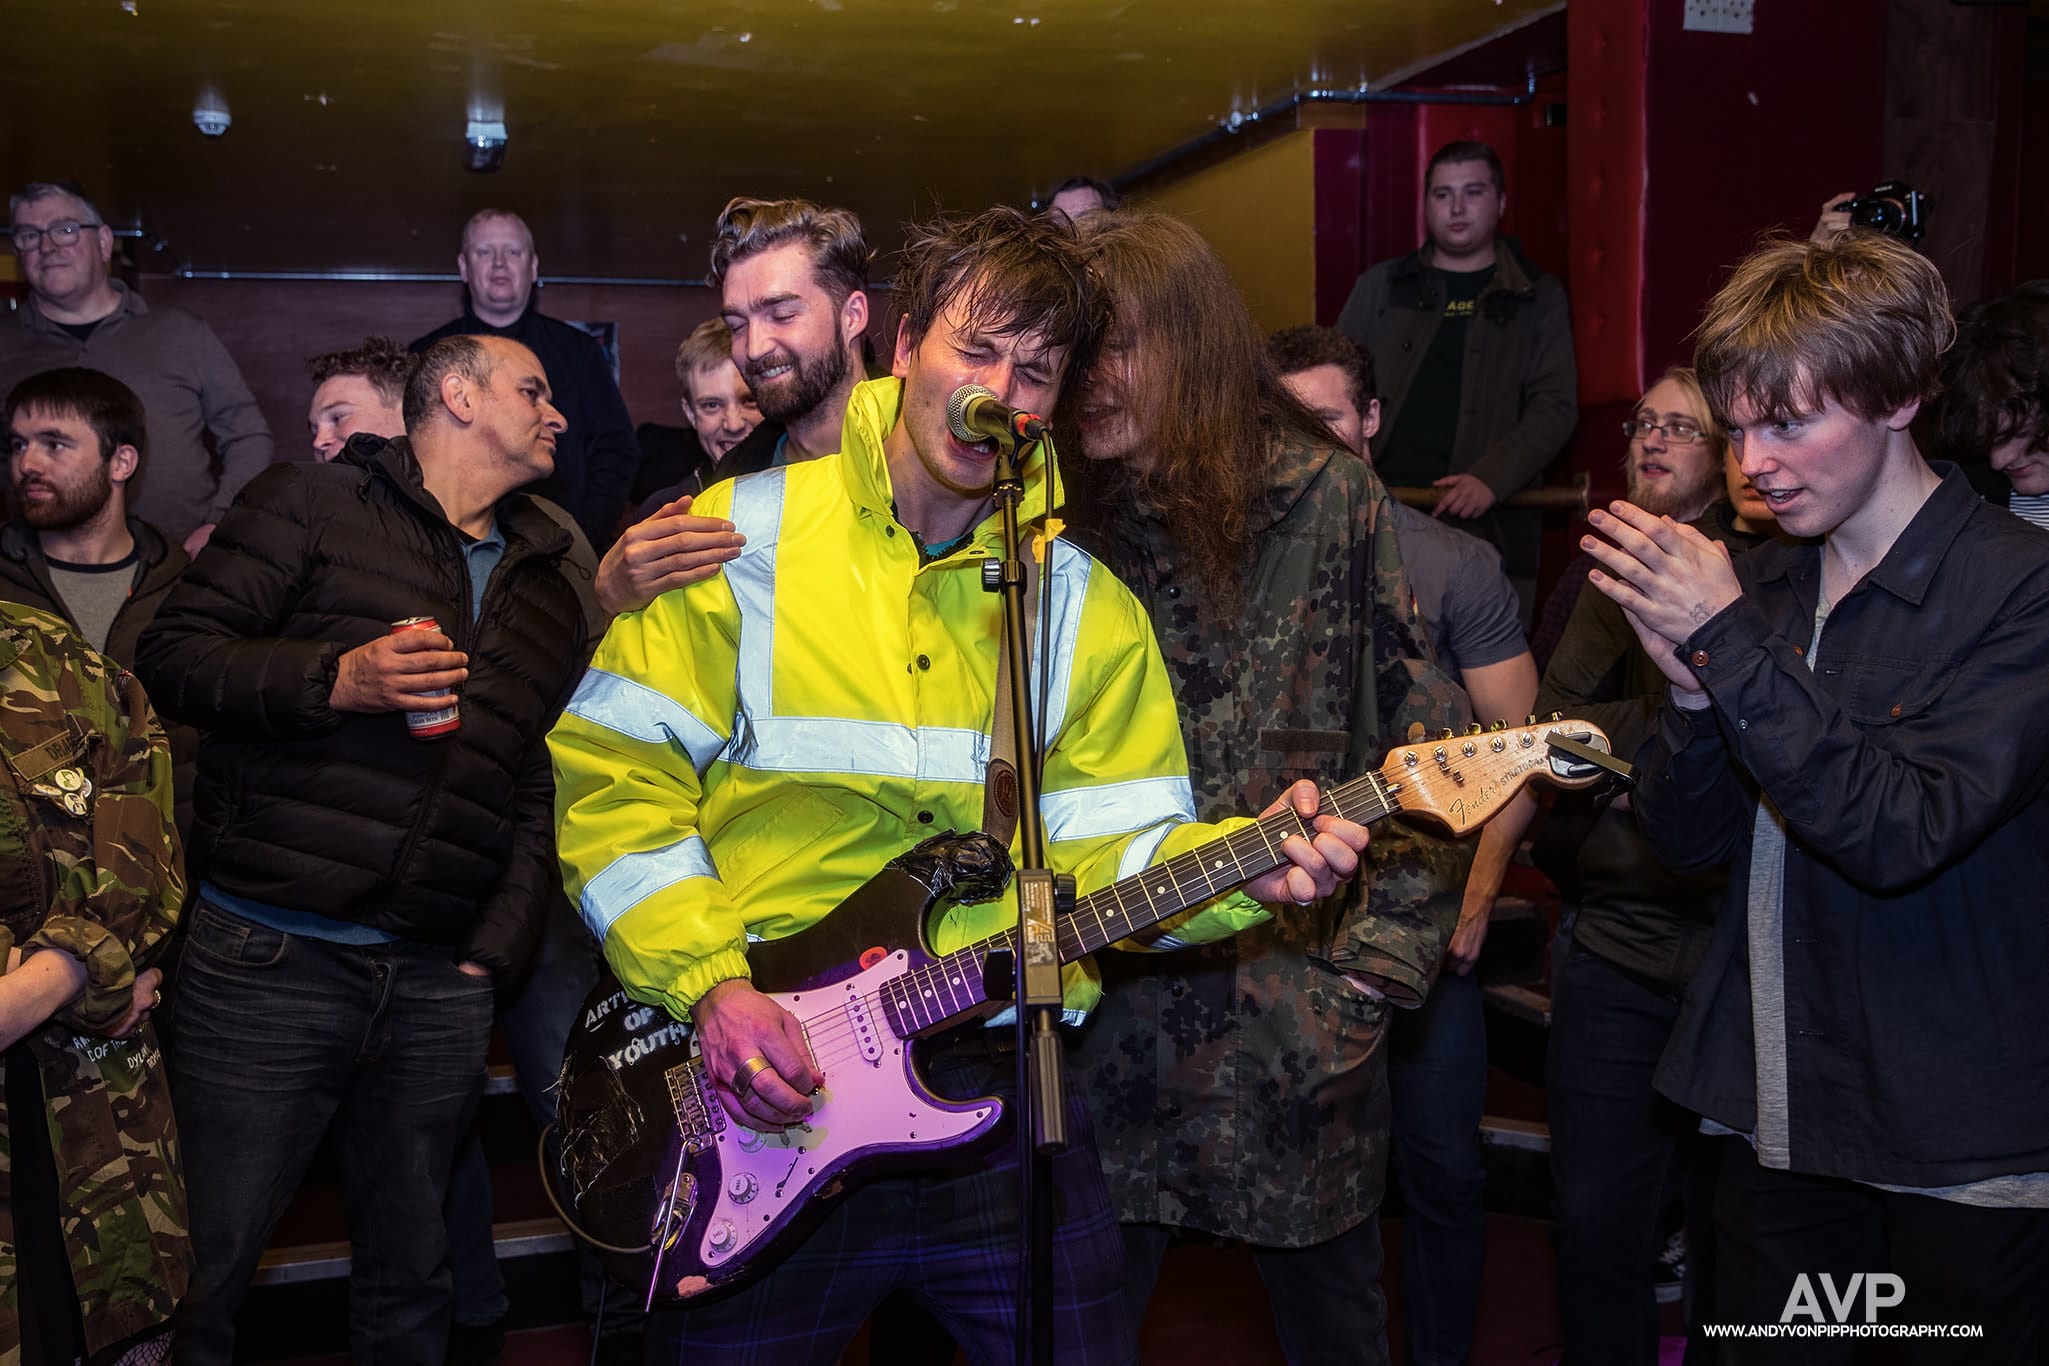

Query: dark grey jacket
left=1336, top=237, right=1578, bottom=499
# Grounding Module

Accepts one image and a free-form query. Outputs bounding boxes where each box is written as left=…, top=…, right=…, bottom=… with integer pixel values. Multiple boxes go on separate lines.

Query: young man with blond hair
left=1585, top=232, right=2049, bottom=1361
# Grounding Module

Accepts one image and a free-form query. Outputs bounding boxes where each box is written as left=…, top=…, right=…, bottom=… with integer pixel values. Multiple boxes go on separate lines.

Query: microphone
left=946, top=384, right=1049, bottom=449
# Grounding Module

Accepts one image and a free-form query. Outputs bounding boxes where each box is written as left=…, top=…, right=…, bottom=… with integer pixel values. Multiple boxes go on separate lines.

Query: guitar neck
left=877, top=771, right=1400, bottom=1037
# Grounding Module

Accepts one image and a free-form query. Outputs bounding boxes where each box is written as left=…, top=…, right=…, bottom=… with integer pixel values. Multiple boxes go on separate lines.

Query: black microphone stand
left=980, top=424, right=1068, bottom=1366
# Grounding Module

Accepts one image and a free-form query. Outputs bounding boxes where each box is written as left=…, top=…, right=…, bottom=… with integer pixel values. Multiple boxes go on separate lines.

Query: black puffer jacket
left=135, top=436, right=594, bottom=981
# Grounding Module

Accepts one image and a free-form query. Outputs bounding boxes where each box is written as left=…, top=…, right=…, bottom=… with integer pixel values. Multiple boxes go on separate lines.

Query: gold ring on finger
left=732, top=1055, right=775, bottom=1099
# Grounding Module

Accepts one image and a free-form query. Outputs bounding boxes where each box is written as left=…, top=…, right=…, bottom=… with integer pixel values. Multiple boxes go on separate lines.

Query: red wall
left=1637, top=4, right=1887, bottom=381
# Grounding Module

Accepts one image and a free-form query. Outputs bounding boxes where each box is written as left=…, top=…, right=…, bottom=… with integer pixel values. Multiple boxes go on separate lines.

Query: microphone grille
left=946, top=384, right=995, bottom=443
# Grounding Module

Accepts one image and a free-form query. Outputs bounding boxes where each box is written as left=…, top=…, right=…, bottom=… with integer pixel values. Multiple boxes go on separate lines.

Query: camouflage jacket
left=1069, top=435, right=1470, bottom=1245
left=0, top=601, right=188, bottom=1362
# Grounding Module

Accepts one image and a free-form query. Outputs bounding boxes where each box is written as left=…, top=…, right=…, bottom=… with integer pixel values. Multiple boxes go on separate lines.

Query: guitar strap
left=981, top=534, right=1042, bottom=848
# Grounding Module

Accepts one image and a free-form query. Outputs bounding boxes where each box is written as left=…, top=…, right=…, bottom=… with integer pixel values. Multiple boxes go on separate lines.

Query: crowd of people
left=1, top=133, right=2045, bottom=1366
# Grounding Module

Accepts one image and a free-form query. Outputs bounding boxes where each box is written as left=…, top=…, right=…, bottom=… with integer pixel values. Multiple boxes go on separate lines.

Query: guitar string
left=707, top=758, right=1523, bottom=1079
left=754, top=775, right=1410, bottom=1073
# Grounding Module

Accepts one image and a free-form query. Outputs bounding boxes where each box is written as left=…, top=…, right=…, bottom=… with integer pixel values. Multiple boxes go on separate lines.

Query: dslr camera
left=1833, top=182, right=1928, bottom=244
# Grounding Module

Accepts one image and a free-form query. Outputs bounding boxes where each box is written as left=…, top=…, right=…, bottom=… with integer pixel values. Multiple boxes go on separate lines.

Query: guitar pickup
left=841, top=987, right=884, bottom=1066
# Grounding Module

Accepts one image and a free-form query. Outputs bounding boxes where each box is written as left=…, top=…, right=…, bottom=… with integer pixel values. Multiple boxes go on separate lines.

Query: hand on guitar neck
left=1240, top=778, right=1369, bottom=906
left=692, top=979, right=827, bottom=1132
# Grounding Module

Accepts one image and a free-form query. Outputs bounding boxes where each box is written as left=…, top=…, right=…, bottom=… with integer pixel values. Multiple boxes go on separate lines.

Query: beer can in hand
left=391, top=616, right=461, bottom=739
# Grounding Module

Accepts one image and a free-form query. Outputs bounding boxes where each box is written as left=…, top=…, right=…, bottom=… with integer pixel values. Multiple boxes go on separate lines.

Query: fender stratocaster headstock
left=1378, top=716, right=1622, bottom=836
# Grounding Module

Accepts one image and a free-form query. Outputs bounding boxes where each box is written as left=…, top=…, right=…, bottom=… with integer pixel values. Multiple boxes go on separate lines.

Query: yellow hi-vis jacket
left=549, top=378, right=1269, bottom=1025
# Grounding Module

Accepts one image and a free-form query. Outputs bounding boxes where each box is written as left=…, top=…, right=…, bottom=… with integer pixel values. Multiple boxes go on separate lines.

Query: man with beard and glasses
left=413, top=210, right=639, bottom=549
left=1061, top=210, right=1468, bottom=1366
left=592, top=197, right=874, bottom=617
left=1533, top=369, right=1738, bottom=670
left=1532, top=365, right=1777, bottom=1366
left=550, top=205, right=1372, bottom=1365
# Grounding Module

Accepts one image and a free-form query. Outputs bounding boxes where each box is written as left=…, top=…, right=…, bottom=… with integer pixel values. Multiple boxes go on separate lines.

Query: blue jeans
left=1546, top=928, right=1720, bottom=1366
left=167, top=902, right=494, bottom=1366
left=1120, top=1216, right=1391, bottom=1366
left=1386, top=966, right=1486, bottom=1366
left=445, top=897, right=614, bottom=1330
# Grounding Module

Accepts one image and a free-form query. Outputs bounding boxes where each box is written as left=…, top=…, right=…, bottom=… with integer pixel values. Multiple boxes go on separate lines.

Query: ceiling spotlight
left=194, top=86, right=231, bottom=137
left=464, top=118, right=508, bottom=173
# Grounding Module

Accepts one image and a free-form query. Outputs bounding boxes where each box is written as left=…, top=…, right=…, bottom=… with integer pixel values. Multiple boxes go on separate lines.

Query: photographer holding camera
left=1811, top=184, right=1927, bottom=245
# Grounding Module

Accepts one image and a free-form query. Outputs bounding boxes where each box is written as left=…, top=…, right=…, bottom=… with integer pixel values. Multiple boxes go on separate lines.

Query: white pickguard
left=689, top=950, right=999, bottom=1271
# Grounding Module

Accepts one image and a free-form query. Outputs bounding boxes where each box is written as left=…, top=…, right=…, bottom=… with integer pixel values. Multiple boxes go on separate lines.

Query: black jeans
left=1387, top=964, right=1487, bottom=1366
left=1546, top=930, right=1720, bottom=1366
left=168, top=903, right=495, bottom=1366
left=1714, top=1143, right=2049, bottom=1365
left=1120, top=1216, right=1391, bottom=1366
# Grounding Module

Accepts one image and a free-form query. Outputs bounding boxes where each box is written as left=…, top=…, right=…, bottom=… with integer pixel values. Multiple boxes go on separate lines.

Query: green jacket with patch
left=0, top=600, right=188, bottom=1362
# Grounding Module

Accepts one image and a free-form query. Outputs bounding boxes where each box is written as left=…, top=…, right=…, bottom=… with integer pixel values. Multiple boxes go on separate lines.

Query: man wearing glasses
left=1533, top=365, right=1777, bottom=1364
left=1, top=182, right=272, bottom=555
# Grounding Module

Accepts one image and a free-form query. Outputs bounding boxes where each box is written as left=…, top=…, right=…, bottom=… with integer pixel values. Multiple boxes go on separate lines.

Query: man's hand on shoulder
left=595, top=495, right=746, bottom=616
left=330, top=626, right=469, bottom=714
left=1432, top=473, right=1497, bottom=519
left=1244, top=779, right=1370, bottom=906
left=183, top=523, right=218, bottom=556
left=691, top=978, right=824, bottom=1133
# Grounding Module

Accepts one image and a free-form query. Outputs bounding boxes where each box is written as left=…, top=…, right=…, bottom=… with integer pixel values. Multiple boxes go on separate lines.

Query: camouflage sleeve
left=21, top=640, right=186, bottom=1034
left=1316, top=470, right=1474, bottom=1008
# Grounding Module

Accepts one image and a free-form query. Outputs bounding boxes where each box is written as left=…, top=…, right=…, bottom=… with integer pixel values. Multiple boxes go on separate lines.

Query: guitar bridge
left=668, top=1058, right=726, bottom=1153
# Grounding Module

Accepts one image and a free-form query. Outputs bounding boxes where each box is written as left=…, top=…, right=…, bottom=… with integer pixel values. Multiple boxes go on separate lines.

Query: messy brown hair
left=309, top=336, right=413, bottom=407
left=674, top=318, right=737, bottom=392
left=1065, top=210, right=1324, bottom=610
left=1694, top=233, right=1954, bottom=427
left=708, top=197, right=872, bottom=304
left=889, top=205, right=1106, bottom=406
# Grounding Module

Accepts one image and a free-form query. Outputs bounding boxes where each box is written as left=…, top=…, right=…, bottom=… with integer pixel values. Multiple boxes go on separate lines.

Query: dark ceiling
left=0, top=0, right=1559, bottom=280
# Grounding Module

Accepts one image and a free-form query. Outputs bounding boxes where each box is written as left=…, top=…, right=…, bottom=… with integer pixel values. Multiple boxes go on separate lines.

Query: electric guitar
left=551, top=718, right=1619, bottom=1306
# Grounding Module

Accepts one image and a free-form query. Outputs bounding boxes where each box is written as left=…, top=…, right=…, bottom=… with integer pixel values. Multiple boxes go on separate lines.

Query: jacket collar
left=1255, top=432, right=1339, bottom=533
left=339, top=433, right=571, bottom=559
left=455, top=301, right=541, bottom=337
left=836, top=377, right=1063, bottom=542
left=1390, top=236, right=1538, bottom=296
left=20, top=279, right=146, bottom=336
left=1751, top=463, right=1978, bottom=607
left=1, top=514, right=174, bottom=573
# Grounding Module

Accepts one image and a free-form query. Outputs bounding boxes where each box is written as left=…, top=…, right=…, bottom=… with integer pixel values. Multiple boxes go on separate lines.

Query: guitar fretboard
left=877, top=770, right=1400, bottom=1037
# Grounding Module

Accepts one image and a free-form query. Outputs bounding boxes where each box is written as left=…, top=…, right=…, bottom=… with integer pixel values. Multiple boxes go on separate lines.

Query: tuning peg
left=1438, top=728, right=1455, bottom=740
left=1525, top=714, right=1539, bottom=726
left=1465, top=723, right=1484, bottom=735
left=1489, top=720, right=1506, bottom=731
left=1548, top=711, right=1564, bottom=723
